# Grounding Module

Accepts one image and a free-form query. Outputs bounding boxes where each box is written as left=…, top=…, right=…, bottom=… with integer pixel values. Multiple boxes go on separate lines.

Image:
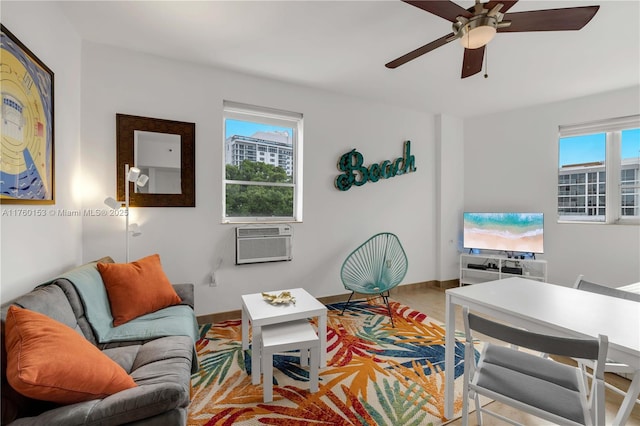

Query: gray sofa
left=1, top=257, right=199, bottom=425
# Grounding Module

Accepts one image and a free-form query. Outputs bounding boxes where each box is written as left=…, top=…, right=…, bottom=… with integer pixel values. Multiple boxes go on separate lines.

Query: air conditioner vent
left=238, top=227, right=283, bottom=238
left=235, top=225, right=292, bottom=264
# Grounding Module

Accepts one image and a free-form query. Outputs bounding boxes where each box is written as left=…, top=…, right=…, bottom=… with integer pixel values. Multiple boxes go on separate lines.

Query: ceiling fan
left=386, top=0, right=599, bottom=78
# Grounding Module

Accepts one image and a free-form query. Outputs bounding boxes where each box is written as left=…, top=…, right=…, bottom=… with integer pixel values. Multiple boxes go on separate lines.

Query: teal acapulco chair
left=340, top=232, right=408, bottom=327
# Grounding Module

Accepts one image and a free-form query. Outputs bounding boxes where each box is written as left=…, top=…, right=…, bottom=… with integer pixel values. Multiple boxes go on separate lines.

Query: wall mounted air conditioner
left=235, top=225, right=293, bottom=265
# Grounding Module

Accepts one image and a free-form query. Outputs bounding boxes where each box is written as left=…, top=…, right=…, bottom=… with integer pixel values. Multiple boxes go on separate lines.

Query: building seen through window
left=558, top=117, right=639, bottom=223
left=222, top=101, right=302, bottom=223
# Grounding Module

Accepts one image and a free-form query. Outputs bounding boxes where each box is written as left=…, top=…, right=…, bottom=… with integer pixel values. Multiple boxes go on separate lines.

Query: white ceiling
left=58, top=0, right=640, bottom=118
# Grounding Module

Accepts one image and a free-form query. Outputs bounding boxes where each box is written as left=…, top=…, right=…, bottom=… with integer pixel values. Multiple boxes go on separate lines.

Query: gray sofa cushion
left=0, top=284, right=97, bottom=422
left=124, top=408, right=186, bottom=425
left=172, top=284, right=194, bottom=309
left=3, top=285, right=87, bottom=341
left=51, top=278, right=100, bottom=345
left=1, top=257, right=197, bottom=426
left=7, top=336, right=193, bottom=426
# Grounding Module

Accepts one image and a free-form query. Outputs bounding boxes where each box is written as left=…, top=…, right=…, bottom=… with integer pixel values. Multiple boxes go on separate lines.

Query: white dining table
left=444, top=277, right=640, bottom=424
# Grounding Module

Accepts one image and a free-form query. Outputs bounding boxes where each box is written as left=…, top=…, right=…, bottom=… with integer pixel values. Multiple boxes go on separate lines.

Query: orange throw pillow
left=97, top=254, right=182, bottom=326
left=4, top=305, right=137, bottom=404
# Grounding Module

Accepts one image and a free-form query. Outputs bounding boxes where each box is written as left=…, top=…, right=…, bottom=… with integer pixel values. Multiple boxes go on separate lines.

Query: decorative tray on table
left=262, top=291, right=296, bottom=305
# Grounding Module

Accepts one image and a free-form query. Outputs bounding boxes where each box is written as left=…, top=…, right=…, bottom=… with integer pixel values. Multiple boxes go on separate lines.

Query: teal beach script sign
left=335, top=141, right=416, bottom=191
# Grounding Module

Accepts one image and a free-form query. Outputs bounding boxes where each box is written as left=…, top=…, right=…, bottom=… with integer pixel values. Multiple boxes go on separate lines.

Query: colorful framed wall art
left=1, top=25, right=55, bottom=204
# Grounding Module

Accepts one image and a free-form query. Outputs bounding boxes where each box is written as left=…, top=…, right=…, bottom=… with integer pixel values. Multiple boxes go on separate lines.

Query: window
left=558, top=115, right=640, bottom=224
left=223, top=101, right=303, bottom=223
left=621, top=129, right=640, bottom=217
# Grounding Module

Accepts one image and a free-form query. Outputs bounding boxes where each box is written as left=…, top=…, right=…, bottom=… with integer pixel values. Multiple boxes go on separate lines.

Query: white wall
left=435, top=114, right=464, bottom=281
left=8, top=2, right=633, bottom=314
left=79, top=42, right=439, bottom=316
left=0, top=2, right=83, bottom=301
left=464, top=87, right=640, bottom=287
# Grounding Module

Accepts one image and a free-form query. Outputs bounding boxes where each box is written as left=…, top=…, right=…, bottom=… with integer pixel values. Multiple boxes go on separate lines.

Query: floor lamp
left=105, top=164, right=148, bottom=262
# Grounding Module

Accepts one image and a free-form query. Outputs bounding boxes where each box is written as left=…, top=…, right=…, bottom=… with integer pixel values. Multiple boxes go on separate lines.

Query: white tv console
left=459, top=253, right=547, bottom=286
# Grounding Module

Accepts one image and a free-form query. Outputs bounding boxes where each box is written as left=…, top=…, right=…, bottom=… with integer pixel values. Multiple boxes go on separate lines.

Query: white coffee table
left=241, top=288, right=328, bottom=385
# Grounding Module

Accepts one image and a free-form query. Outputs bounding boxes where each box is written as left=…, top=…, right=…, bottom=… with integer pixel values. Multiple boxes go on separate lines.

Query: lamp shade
left=104, top=196, right=122, bottom=210
left=457, top=16, right=498, bottom=50
left=136, top=174, right=149, bottom=187
left=127, top=167, right=141, bottom=182
left=460, top=25, right=496, bottom=49
left=129, top=223, right=142, bottom=237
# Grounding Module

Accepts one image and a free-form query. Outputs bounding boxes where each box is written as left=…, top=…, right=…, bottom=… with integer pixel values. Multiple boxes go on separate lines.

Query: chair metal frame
left=573, top=275, right=640, bottom=410
left=461, top=306, right=608, bottom=426
left=339, top=232, right=408, bottom=327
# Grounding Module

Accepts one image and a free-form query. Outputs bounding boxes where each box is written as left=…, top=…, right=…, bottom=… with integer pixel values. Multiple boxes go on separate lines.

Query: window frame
left=557, top=115, right=640, bottom=225
left=222, top=101, right=303, bottom=224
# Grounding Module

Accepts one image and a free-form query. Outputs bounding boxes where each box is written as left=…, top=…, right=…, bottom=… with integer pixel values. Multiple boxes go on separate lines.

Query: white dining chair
left=461, top=306, right=608, bottom=426
left=573, top=275, right=640, bottom=408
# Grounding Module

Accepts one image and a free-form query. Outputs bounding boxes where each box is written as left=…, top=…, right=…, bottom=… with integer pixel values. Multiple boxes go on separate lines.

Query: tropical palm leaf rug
left=188, top=298, right=475, bottom=426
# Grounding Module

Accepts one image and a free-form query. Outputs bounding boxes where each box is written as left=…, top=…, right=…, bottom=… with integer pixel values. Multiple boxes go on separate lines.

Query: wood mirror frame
left=116, top=114, right=195, bottom=207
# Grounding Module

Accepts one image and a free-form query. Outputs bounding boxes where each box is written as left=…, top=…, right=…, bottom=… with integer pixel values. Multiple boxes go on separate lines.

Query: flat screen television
left=463, top=212, right=544, bottom=254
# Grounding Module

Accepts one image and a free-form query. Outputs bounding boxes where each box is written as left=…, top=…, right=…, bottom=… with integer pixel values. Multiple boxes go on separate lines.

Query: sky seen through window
left=225, top=119, right=292, bottom=143
left=559, top=128, right=640, bottom=167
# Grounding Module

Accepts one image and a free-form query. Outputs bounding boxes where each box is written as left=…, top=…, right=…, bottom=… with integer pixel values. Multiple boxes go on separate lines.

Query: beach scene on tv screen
left=463, top=213, right=544, bottom=254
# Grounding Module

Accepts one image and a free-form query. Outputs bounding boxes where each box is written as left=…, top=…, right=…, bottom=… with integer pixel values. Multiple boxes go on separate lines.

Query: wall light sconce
left=104, top=164, right=148, bottom=262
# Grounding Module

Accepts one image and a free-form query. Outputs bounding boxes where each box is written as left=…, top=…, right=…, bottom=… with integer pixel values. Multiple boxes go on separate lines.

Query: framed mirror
left=116, top=114, right=195, bottom=207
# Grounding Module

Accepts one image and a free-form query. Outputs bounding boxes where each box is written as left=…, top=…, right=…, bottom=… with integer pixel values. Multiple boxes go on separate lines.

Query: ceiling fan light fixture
left=388, top=0, right=599, bottom=78
left=457, top=16, right=498, bottom=49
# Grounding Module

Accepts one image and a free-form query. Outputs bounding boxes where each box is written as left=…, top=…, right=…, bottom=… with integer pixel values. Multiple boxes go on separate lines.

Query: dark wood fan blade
left=462, top=46, right=485, bottom=78
left=402, top=0, right=471, bottom=22
left=485, top=0, right=519, bottom=14
left=386, top=33, right=455, bottom=69
left=499, top=6, right=599, bottom=32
